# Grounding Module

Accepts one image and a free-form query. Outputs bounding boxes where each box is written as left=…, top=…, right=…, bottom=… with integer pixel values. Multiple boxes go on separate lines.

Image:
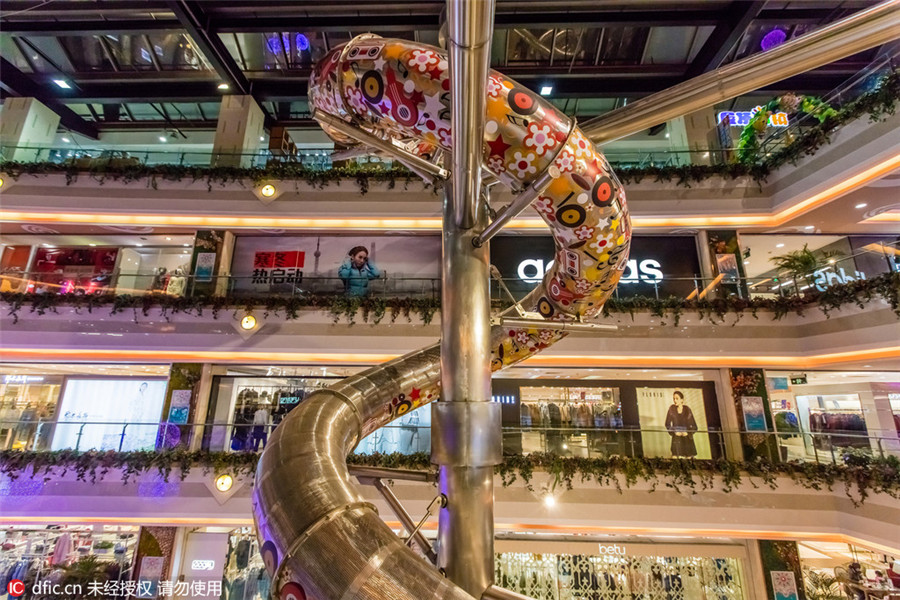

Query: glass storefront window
left=204, top=376, right=341, bottom=452
left=0, top=525, right=140, bottom=591
left=0, top=375, right=63, bottom=451
left=495, top=552, right=746, bottom=600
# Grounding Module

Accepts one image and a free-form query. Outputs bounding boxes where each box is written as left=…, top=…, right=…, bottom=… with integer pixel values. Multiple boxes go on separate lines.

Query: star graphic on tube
left=373, top=56, right=386, bottom=71
left=422, top=91, right=445, bottom=118
left=410, top=388, right=421, bottom=400
left=487, top=134, right=511, bottom=158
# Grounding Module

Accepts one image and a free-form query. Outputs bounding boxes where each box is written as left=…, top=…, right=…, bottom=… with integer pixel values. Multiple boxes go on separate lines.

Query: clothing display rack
left=223, top=528, right=270, bottom=600
left=809, top=408, right=869, bottom=449
left=520, top=388, right=622, bottom=429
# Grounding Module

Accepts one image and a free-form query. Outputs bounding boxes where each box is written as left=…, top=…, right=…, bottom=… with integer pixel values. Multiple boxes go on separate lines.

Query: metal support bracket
left=472, top=165, right=559, bottom=248
left=313, top=110, right=450, bottom=181
left=489, top=265, right=527, bottom=317
left=370, top=478, right=438, bottom=564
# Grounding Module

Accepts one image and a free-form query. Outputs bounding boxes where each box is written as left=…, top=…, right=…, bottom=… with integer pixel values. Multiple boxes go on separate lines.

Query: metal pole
left=581, top=0, right=900, bottom=143
left=372, top=479, right=438, bottom=564
left=432, top=1, right=498, bottom=597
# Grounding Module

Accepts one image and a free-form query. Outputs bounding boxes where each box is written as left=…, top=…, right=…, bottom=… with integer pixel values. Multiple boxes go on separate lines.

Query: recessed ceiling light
left=540, top=85, right=553, bottom=96
left=53, top=79, right=71, bottom=89
left=804, top=225, right=815, bottom=230
left=136, top=243, right=143, bottom=247
left=61, top=137, right=71, bottom=143
left=260, top=184, right=276, bottom=197
left=89, top=243, right=97, bottom=247
left=183, top=243, right=190, bottom=247
left=776, top=243, right=785, bottom=248
left=259, top=136, right=265, bottom=141
left=665, top=132, right=670, bottom=138
left=158, top=136, right=167, bottom=143
left=217, top=83, right=229, bottom=90
left=855, top=203, right=867, bottom=209
left=165, top=237, right=172, bottom=241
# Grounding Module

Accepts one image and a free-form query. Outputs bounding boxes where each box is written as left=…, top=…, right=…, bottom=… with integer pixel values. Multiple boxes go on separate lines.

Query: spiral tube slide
left=252, top=35, right=631, bottom=600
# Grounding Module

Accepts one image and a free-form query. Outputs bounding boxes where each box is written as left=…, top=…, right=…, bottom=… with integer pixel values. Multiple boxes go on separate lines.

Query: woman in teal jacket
left=338, top=246, right=382, bottom=296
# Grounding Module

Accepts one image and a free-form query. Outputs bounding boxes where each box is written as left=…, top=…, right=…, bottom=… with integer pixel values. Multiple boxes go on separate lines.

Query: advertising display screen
left=490, top=235, right=701, bottom=298
left=52, top=379, right=167, bottom=451
left=231, top=235, right=441, bottom=295
left=636, top=386, right=712, bottom=459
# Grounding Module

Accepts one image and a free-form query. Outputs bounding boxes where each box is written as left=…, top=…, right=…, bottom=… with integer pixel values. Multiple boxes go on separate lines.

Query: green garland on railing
left=2, top=272, right=897, bottom=326
left=600, top=271, right=900, bottom=326
left=1, top=69, right=896, bottom=193
left=2, top=449, right=897, bottom=507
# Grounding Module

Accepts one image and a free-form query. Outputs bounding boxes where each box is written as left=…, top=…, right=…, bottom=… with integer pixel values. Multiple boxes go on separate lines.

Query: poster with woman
left=636, top=387, right=711, bottom=459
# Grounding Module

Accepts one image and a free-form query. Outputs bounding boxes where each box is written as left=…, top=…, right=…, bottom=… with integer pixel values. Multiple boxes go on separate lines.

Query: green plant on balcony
left=769, top=243, right=843, bottom=288
left=803, top=569, right=843, bottom=600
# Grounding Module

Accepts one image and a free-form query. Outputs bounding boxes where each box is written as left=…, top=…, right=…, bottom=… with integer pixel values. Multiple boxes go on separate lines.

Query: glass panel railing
left=3, top=420, right=898, bottom=465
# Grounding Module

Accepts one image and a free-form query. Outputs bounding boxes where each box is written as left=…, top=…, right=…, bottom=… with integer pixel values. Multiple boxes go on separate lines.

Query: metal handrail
left=2, top=419, right=897, bottom=465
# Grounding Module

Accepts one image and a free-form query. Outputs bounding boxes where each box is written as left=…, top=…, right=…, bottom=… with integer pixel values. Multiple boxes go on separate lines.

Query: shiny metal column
left=581, top=0, right=900, bottom=143
left=433, top=0, right=498, bottom=597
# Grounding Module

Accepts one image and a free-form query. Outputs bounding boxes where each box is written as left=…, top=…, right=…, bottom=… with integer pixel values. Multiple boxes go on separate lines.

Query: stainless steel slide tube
left=580, top=0, right=900, bottom=143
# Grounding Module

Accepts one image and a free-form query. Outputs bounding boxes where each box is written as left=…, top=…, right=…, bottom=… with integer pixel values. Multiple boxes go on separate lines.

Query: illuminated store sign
left=813, top=267, right=866, bottom=292
left=717, top=108, right=789, bottom=128
left=516, top=258, right=663, bottom=285
left=492, top=235, right=701, bottom=299
left=3, top=375, right=45, bottom=384
left=598, top=544, right=627, bottom=555
left=191, top=560, right=216, bottom=571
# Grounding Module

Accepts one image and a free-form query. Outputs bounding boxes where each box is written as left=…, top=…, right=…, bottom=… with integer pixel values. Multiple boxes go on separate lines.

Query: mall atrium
left=0, top=1, right=899, bottom=599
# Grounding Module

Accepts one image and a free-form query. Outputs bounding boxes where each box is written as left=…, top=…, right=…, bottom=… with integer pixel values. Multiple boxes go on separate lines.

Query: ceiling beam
left=684, top=1, right=766, bottom=78
left=0, top=57, right=99, bottom=139
left=0, top=19, right=182, bottom=35
left=165, top=0, right=250, bottom=96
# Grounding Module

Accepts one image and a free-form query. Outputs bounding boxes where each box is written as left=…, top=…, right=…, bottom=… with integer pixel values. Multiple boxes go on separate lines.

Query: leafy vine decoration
left=2, top=449, right=897, bottom=507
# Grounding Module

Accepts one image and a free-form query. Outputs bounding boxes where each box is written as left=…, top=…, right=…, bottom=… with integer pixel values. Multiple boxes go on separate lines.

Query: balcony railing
left=0, top=143, right=740, bottom=172
left=3, top=419, right=898, bottom=465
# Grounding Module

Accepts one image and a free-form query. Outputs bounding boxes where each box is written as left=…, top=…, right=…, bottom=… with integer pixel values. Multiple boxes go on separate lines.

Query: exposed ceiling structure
left=0, top=0, right=890, bottom=136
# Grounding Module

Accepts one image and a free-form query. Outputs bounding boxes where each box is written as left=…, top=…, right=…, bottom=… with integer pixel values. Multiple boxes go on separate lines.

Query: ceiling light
left=259, top=136, right=265, bottom=141
left=53, top=79, right=71, bottom=89
left=540, top=85, right=553, bottom=96
left=61, top=137, right=71, bottom=143
left=260, top=184, right=276, bottom=197
left=217, top=83, right=229, bottom=90
left=136, top=243, right=143, bottom=247
left=165, top=237, right=172, bottom=241
left=183, top=243, right=190, bottom=247
left=543, top=494, right=556, bottom=508
left=0, top=177, right=3, bottom=188
left=215, top=474, right=234, bottom=492
left=804, top=225, right=815, bottom=230
left=89, top=243, right=97, bottom=247
left=665, top=132, right=670, bottom=138
left=240, top=315, right=257, bottom=330
left=776, top=243, right=785, bottom=248
left=159, top=136, right=167, bottom=143
left=855, top=203, right=867, bottom=209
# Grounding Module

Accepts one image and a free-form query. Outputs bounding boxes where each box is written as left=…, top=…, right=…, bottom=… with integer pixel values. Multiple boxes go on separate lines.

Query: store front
left=229, top=234, right=441, bottom=297
left=798, top=540, right=900, bottom=599
left=766, top=370, right=900, bottom=460
left=490, top=234, right=703, bottom=299
left=740, top=234, right=900, bottom=298
left=0, top=374, right=63, bottom=451
left=0, top=364, right=171, bottom=452
left=494, top=538, right=749, bottom=600
left=0, top=234, right=196, bottom=296
left=494, top=369, right=725, bottom=460
left=0, top=525, right=140, bottom=595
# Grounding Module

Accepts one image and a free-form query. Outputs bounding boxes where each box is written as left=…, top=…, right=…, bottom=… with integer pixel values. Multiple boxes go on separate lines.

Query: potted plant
left=769, top=243, right=843, bottom=292
left=804, top=569, right=843, bottom=600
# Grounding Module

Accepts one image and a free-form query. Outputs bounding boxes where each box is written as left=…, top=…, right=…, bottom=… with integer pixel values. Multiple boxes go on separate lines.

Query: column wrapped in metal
left=254, top=32, right=632, bottom=600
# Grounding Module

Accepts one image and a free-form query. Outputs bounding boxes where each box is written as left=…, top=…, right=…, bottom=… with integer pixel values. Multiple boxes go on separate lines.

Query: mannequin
left=165, top=268, right=186, bottom=296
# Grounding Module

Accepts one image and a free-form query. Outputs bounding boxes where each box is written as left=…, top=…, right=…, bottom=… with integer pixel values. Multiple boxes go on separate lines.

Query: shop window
left=0, top=525, right=139, bottom=592
left=51, top=379, right=167, bottom=451
left=0, top=375, right=63, bottom=451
